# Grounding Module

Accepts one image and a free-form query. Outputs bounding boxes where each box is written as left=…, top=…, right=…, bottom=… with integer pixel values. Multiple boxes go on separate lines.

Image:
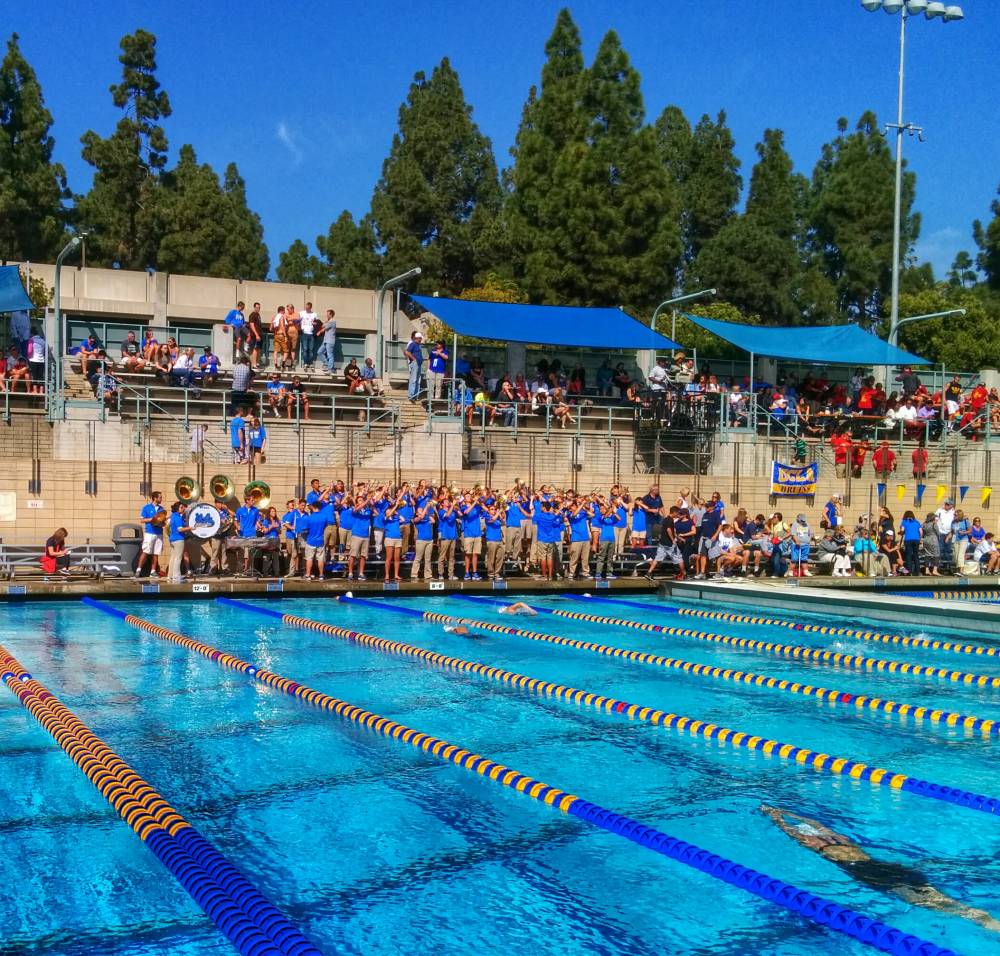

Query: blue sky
left=13, top=1, right=997, bottom=280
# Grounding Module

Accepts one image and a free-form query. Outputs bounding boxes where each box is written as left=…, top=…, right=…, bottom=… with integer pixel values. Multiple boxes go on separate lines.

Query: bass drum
left=188, top=503, right=223, bottom=539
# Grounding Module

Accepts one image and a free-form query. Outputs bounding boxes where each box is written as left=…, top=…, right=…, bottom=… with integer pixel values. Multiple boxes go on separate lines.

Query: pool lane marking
left=402, top=598, right=1000, bottom=738
left=80, top=599, right=957, bottom=956
left=223, top=595, right=1000, bottom=818
left=0, top=642, right=320, bottom=956
left=566, top=592, right=1000, bottom=661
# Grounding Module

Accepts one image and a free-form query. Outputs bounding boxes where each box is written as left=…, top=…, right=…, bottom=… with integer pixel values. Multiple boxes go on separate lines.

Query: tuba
left=244, top=480, right=271, bottom=509
left=174, top=476, right=201, bottom=504
left=209, top=474, right=235, bottom=501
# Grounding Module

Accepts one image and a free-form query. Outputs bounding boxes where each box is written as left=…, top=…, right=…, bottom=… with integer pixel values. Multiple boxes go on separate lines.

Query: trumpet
left=244, top=480, right=271, bottom=509
left=209, top=474, right=235, bottom=500
left=174, top=476, right=201, bottom=504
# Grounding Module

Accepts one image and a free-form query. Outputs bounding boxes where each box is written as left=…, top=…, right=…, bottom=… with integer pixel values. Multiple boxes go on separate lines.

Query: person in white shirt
left=975, top=533, right=1000, bottom=573
left=648, top=356, right=669, bottom=419
left=299, top=301, right=318, bottom=369
left=170, top=347, right=199, bottom=392
left=934, top=499, right=956, bottom=570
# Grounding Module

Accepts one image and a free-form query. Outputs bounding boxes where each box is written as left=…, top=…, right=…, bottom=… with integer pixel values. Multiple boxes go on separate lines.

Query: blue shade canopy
left=0, top=266, right=35, bottom=312
left=682, top=313, right=932, bottom=366
left=411, top=295, right=682, bottom=350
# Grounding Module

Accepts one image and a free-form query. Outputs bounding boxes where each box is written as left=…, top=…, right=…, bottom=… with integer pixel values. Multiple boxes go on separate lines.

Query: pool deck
left=660, top=575, right=1000, bottom=636
left=0, top=575, right=657, bottom=602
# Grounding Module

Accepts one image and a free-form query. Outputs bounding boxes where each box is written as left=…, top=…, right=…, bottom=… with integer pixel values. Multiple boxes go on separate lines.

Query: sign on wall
left=770, top=461, right=819, bottom=498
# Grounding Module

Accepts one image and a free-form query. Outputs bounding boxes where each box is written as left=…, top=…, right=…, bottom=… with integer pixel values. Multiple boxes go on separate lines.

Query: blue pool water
left=2, top=594, right=999, bottom=955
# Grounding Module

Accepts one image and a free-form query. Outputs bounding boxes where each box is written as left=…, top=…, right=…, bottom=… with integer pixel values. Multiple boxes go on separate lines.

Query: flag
left=877, top=483, right=886, bottom=500
left=959, top=485, right=969, bottom=502
left=915, top=484, right=926, bottom=505
left=983, top=487, right=993, bottom=505
left=936, top=484, right=947, bottom=503
left=896, top=483, right=906, bottom=501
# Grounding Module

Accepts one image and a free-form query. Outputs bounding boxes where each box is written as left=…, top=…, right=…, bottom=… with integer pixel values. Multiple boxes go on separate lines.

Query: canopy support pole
left=749, top=351, right=755, bottom=428
left=452, top=331, right=458, bottom=417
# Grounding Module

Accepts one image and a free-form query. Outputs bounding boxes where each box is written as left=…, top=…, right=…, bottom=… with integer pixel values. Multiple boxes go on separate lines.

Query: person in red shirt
left=872, top=440, right=896, bottom=480
left=830, top=430, right=853, bottom=479
left=912, top=442, right=928, bottom=480
left=851, top=439, right=871, bottom=478
left=970, top=383, right=989, bottom=413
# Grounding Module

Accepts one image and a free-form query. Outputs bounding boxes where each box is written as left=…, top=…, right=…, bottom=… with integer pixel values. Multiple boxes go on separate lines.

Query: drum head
left=189, top=503, right=222, bottom=539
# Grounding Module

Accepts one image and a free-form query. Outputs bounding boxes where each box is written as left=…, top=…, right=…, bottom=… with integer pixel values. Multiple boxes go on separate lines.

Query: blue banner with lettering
left=770, top=461, right=819, bottom=497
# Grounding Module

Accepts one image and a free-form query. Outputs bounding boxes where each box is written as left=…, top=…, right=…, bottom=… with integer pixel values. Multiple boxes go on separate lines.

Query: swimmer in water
left=499, top=601, right=536, bottom=615
left=761, top=805, right=1000, bottom=931
left=443, top=624, right=484, bottom=638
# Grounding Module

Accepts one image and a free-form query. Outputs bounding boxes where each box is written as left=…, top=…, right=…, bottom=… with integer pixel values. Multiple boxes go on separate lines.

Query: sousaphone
left=174, top=476, right=201, bottom=504
left=244, top=480, right=271, bottom=509
left=209, top=474, right=236, bottom=501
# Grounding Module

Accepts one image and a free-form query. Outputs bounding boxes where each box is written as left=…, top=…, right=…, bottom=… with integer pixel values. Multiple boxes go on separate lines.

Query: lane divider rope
left=267, top=594, right=999, bottom=817
left=437, top=597, right=1000, bottom=737
left=81, top=597, right=955, bottom=956
left=569, top=593, right=1000, bottom=661
left=0, top=639, right=320, bottom=956
left=897, top=591, right=1000, bottom=603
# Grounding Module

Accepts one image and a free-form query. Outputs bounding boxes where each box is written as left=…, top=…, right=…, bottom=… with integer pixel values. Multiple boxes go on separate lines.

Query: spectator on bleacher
left=596, top=358, right=614, bottom=397
left=299, top=302, right=318, bottom=370
left=9, top=309, right=30, bottom=357
left=120, top=331, right=146, bottom=372
left=230, top=356, right=255, bottom=414
left=265, top=372, right=285, bottom=418
left=851, top=439, right=871, bottom=478
left=896, top=365, right=921, bottom=398
left=0, top=350, right=7, bottom=391
left=271, top=306, right=290, bottom=370
left=246, top=303, right=264, bottom=369
left=404, top=330, right=424, bottom=402
left=170, top=347, right=200, bottom=393
left=165, top=337, right=179, bottom=363
left=230, top=407, right=247, bottom=464
left=344, top=357, right=364, bottom=393
left=141, top=329, right=158, bottom=361
left=42, top=528, right=72, bottom=576
left=223, top=301, right=247, bottom=359
left=426, top=340, right=449, bottom=404
left=551, top=387, right=574, bottom=428
left=6, top=350, right=31, bottom=392
left=94, top=367, right=120, bottom=411
left=83, top=348, right=112, bottom=389
left=853, top=526, right=889, bottom=577
left=285, top=374, right=310, bottom=420
left=494, top=378, right=516, bottom=426
left=611, top=362, right=631, bottom=399
left=199, top=346, right=220, bottom=385
left=899, top=510, right=922, bottom=575
left=153, top=345, right=172, bottom=383
left=285, top=303, right=301, bottom=366
left=975, top=532, right=1000, bottom=573
left=318, top=309, right=337, bottom=373
left=359, top=357, right=382, bottom=396
left=248, top=415, right=267, bottom=464
left=892, top=396, right=919, bottom=438
left=933, top=498, right=956, bottom=571
left=467, top=356, right=487, bottom=392
left=830, top=428, right=852, bottom=478
left=943, top=376, right=963, bottom=425
left=879, top=529, right=905, bottom=575
left=969, top=515, right=986, bottom=553
left=78, top=333, right=101, bottom=366
left=27, top=328, right=46, bottom=395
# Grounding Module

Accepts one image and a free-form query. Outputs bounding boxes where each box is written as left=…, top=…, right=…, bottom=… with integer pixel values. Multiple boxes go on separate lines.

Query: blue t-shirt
left=248, top=424, right=266, bottom=448
left=306, top=489, right=323, bottom=506
left=229, top=416, right=245, bottom=448
left=261, top=518, right=280, bottom=539
left=438, top=508, right=458, bottom=541
left=674, top=517, right=694, bottom=544
left=352, top=506, right=371, bottom=534
left=505, top=501, right=525, bottom=528
left=599, top=513, right=618, bottom=543
left=294, top=510, right=310, bottom=536
left=900, top=517, right=922, bottom=542
left=384, top=511, right=402, bottom=538
left=414, top=509, right=435, bottom=541
left=398, top=495, right=414, bottom=524
left=954, top=519, right=970, bottom=542
left=339, top=507, right=354, bottom=534
left=631, top=507, right=646, bottom=534
left=700, top=510, right=723, bottom=538
left=168, top=512, right=186, bottom=543
left=236, top=506, right=259, bottom=538
left=568, top=508, right=592, bottom=543
left=282, top=510, right=297, bottom=540
left=428, top=349, right=448, bottom=374
left=224, top=308, right=245, bottom=329
left=970, top=525, right=986, bottom=545
left=267, top=379, right=284, bottom=395
left=538, top=511, right=563, bottom=544
left=462, top=503, right=482, bottom=535
left=406, top=341, right=423, bottom=364
left=199, top=354, right=219, bottom=374
left=485, top=516, right=504, bottom=543
left=615, top=505, right=628, bottom=529
left=373, top=499, right=389, bottom=530
left=141, top=503, right=164, bottom=536
left=305, top=512, right=327, bottom=548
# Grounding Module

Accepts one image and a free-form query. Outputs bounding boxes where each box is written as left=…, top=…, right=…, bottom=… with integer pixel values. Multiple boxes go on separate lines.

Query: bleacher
left=0, top=541, right=130, bottom=581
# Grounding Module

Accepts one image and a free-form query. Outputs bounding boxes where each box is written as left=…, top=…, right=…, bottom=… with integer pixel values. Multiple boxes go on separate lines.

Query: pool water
left=1, top=594, right=999, bottom=955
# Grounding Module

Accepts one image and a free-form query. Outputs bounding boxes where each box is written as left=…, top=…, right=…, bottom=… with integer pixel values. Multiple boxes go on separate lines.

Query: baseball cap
left=414, top=331, right=424, bottom=340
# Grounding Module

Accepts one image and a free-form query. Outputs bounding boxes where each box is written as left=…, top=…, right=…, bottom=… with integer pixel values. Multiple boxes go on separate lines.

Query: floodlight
left=861, top=0, right=883, bottom=9
left=925, top=1, right=946, bottom=17
left=942, top=5, right=964, bottom=21
left=905, top=0, right=928, bottom=13
left=882, top=0, right=905, bottom=11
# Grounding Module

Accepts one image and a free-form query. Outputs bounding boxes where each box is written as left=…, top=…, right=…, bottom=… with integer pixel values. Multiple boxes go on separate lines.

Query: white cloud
left=275, top=121, right=303, bottom=165
left=913, top=226, right=966, bottom=277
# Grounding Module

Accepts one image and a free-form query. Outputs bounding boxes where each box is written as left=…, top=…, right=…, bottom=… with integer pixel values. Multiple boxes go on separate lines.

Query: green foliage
left=316, top=211, right=380, bottom=288
left=808, top=112, right=919, bottom=324
left=973, top=183, right=1000, bottom=290
left=947, top=251, right=977, bottom=289
left=77, top=29, right=172, bottom=270
left=896, top=284, right=1000, bottom=370
left=422, top=272, right=526, bottom=346
left=657, top=300, right=760, bottom=360
left=0, top=33, right=69, bottom=261
left=276, top=238, right=328, bottom=286
left=18, top=265, right=53, bottom=314
left=217, top=163, right=269, bottom=280
left=370, top=57, right=502, bottom=294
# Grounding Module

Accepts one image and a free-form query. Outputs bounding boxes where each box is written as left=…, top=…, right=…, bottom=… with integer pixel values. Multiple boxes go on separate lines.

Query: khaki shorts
left=384, top=537, right=402, bottom=547
left=463, top=535, right=482, bottom=555
left=303, top=543, right=321, bottom=562
left=273, top=332, right=288, bottom=352
left=349, top=533, right=367, bottom=558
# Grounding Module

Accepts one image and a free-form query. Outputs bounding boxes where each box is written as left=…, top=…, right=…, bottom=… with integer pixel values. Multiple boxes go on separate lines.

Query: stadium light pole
left=859, top=0, right=964, bottom=349
left=375, top=266, right=421, bottom=378
left=650, top=288, right=717, bottom=344
left=50, top=233, right=83, bottom=420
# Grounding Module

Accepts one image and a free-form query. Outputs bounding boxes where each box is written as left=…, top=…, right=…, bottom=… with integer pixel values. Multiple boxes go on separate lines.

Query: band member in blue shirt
left=483, top=505, right=506, bottom=580
left=382, top=492, right=405, bottom=582
left=460, top=495, right=483, bottom=580
left=138, top=490, right=166, bottom=578
left=303, top=503, right=329, bottom=581
left=230, top=409, right=247, bottom=464
left=281, top=499, right=299, bottom=578
left=167, top=502, right=191, bottom=584
left=347, top=496, right=372, bottom=581
left=566, top=493, right=595, bottom=580
left=435, top=495, right=459, bottom=580
left=504, top=492, right=531, bottom=568
left=427, top=340, right=449, bottom=407
left=411, top=499, right=437, bottom=581
left=596, top=505, right=620, bottom=580
left=234, top=495, right=260, bottom=575
left=535, top=500, right=564, bottom=582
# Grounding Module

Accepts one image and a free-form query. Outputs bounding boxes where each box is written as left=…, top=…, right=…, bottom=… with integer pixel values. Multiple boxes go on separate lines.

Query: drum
left=188, top=503, right=222, bottom=539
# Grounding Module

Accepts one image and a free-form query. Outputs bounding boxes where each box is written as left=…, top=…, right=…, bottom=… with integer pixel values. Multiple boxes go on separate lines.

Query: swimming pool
left=2, top=593, right=998, bottom=955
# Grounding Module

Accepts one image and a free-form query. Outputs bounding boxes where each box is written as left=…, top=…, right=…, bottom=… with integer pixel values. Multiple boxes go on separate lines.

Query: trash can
left=112, top=523, right=143, bottom=573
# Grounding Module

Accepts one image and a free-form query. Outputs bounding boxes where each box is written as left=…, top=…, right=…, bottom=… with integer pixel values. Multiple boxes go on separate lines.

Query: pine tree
left=693, top=129, right=808, bottom=324
left=370, top=57, right=502, bottom=294
left=973, top=183, right=1000, bottom=290
left=217, top=163, right=269, bottom=280
left=317, top=210, right=380, bottom=288
left=77, top=29, right=171, bottom=270
left=947, top=250, right=977, bottom=289
left=276, top=239, right=327, bottom=285
left=0, top=33, right=69, bottom=261
left=809, top=112, right=919, bottom=324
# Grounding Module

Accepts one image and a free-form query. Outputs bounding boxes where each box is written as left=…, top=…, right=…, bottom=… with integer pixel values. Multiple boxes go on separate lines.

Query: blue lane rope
left=208, top=597, right=957, bottom=956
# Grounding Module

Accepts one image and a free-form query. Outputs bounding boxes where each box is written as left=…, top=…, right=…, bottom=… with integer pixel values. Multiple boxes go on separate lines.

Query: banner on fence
left=770, top=461, right=819, bottom=498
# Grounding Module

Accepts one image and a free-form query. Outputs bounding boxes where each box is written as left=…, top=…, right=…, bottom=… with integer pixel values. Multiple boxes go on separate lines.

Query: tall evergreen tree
left=77, top=29, right=171, bottom=270
left=973, top=183, right=1000, bottom=290
left=809, top=112, right=918, bottom=324
left=693, top=129, right=809, bottom=324
left=317, top=210, right=380, bottom=288
left=217, top=163, right=269, bottom=280
left=370, top=57, right=502, bottom=294
left=0, top=33, right=69, bottom=261
left=276, top=238, right=327, bottom=285
left=947, top=250, right=977, bottom=289
left=505, top=8, right=587, bottom=293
